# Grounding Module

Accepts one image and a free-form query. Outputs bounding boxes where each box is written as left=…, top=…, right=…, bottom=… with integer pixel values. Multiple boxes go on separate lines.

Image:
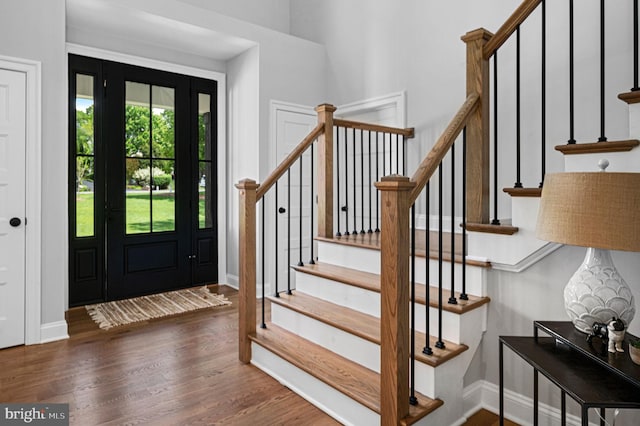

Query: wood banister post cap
left=461, top=28, right=494, bottom=43
left=315, top=104, right=337, bottom=113
left=375, top=175, right=416, bottom=191
left=235, top=179, right=260, bottom=191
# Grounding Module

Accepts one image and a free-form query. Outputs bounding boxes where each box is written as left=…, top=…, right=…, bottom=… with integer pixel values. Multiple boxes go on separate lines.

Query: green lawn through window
left=76, top=191, right=208, bottom=236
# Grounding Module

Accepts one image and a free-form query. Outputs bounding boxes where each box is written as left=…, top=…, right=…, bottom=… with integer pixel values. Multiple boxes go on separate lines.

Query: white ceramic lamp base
left=564, top=247, right=635, bottom=333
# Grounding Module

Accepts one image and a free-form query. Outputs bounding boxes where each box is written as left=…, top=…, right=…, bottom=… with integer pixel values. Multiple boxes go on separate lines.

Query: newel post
left=375, top=175, right=416, bottom=426
left=316, top=104, right=336, bottom=238
left=462, top=29, right=492, bottom=224
left=236, top=178, right=259, bottom=364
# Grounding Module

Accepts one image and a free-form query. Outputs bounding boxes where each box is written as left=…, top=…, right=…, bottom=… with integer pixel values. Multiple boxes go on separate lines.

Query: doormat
left=85, top=286, right=231, bottom=330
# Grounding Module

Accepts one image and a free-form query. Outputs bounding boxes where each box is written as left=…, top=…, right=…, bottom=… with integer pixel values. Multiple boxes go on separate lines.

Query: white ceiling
left=66, top=0, right=256, bottom=61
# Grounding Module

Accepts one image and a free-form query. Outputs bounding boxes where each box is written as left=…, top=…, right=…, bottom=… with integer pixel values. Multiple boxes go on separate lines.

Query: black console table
left=499, top=321, right=640, bottom=426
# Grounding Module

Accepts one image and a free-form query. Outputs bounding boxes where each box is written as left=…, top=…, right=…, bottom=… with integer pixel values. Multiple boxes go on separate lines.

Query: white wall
left=290, top=0, right=640, bottom=421
left=227, top=46, right=260, bottom=283
left=291, top=0, right=633, bottom=216
left=0, top=0, right=67, bottom=326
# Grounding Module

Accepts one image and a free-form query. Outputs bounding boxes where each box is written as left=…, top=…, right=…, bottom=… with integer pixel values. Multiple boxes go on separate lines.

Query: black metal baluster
left=449, top=144, right=458, bottom=305
left=634, top=0, right=639, bottom=91
left=336, top=127, right=342, bottom=236
left=436, top=165, right=445, bottom=349
left=402, top=135, right=406, bottom=176
left=261, top=199, right=266, bottom=328
left=344, top=127, right=350, bottom=236
left=360, top=129, right=365, bottom=234
left=410, top=205, right=418, bottom=406
left=310, top=144, right=315, bottom=264
left=382, top=132, right=386, bottom=178
left=287, top=169, right=292, bottom=295
left=368, top=131, right=373, bottom=233
left=423, top=181, right=433, bottom=355
left=540, top=0, right=546, bottom=188
left=515, top=26, right=523, bottom=188
left=275, top=181, right=279, bottom=297
left=375, top=132, right=380, bottom=233
left=298, top=157, right=304, bottom=267
left=492, top=53, right=501, bottom=225
left=460, top=129, right=468, bottom=301
left=568, top=0, right=576, bottom=144
left=352, top=128, right=358, bottom=236
left=598, top=0, right=607, bottom=142
left=394, top=134, right=400, bottom=175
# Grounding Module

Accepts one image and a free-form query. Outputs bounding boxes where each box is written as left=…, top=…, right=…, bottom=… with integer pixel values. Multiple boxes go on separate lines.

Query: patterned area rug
left=85, top=286, right=232, bottom=330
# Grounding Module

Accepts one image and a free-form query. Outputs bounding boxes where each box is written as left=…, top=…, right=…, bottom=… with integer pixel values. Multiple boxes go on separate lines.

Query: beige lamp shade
left=536, top=172, right=640, bottom=252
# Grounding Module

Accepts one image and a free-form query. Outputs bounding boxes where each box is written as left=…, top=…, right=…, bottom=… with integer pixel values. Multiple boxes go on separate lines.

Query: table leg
left=582, top=406, right=588, bottom=426
left=534, top=369, right=538, bottom=426
left=600, top=408, right=605, bottom=426
left=561, top=390, right=566, bottom=426
left=499, top=340, right=504, bottom=426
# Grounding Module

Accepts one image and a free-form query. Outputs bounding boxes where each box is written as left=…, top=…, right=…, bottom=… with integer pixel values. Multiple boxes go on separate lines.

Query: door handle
left=9, top=217, right=21, bottom=227
left=278, top=207, right=286, bottom=214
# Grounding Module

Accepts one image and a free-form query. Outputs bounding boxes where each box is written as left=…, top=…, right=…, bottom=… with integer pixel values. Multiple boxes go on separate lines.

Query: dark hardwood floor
left=0, top=285, right=338, bottom=425
left=0, top=284, right=514, bottom=425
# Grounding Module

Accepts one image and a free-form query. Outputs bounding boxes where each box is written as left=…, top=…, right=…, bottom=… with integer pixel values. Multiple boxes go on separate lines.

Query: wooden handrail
left=408, top=93, right=480, bottom=204
left=256, top=123, right=324, bottom=200
left=333, top=118, right=415, bottom=138
left=483, top=0, right=542, bottom=60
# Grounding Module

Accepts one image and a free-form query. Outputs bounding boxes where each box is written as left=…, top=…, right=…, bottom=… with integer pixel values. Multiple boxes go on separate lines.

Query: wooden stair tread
left=293, top=262, right=490, bottom=315
left=250, top=324, right=444, bottom=419
left=618, top=90, right=640, bottom=104
left=316, top=231, right=491, bottom=268
left=464, top=222, right=518, bottom=235
left=268, top=291, right=469, bottom=367
left=502, top=187, right=541, bottom=197
left=554, top=139, right=639, bottom=155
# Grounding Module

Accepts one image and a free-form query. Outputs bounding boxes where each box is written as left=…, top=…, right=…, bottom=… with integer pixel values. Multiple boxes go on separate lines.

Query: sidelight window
left=75, top=74, right=95, bottom=238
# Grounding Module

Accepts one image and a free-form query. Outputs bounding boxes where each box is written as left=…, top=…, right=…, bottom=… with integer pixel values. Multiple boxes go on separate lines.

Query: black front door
left=69, top=55, right=218, bottom=305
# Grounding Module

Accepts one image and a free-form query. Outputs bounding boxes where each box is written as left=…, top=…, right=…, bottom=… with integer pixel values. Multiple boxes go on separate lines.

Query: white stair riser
left=318, top=241, right=380, bottom=273
left=251, top=344, right=380, bottom=426
left=317, top=241, right=486, bottom=297
left=294, top=273, right=380, bottom=317
left=271, top=303, right=381, bottom=372
left=564, top=150, right=640, bottom=173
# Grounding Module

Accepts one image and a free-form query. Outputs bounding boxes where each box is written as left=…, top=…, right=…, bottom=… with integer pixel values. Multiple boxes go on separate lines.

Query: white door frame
left=0, top=55, right=42, bottom=345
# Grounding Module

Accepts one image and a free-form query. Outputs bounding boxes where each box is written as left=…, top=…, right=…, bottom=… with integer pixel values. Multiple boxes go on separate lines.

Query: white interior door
left=0, top=68, right=26, bottom=349
left=274, top=107, right=316, bottom=293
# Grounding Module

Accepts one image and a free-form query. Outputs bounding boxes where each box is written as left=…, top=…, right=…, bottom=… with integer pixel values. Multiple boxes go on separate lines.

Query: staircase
left=250, top=232, right=490, bottom=425
left=236, top=0, right=640, bottom=424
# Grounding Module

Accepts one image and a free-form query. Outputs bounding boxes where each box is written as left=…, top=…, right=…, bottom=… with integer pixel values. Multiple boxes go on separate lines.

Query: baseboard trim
left=463, top=380, right=594, bottom=426
left=39, top=321, right=69, bottom=344
left=226, top=274, right=239, bottom=290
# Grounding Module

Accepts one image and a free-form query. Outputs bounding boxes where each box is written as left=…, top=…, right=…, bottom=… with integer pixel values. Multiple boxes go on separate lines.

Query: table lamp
left=535, top=160, right=640, bottom=333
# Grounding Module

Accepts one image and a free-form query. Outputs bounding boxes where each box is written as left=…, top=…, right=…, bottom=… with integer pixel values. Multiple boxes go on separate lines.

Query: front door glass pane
left=125, top=82, right=175, bottom=234
left=75, top=74, right=95, bottom=237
